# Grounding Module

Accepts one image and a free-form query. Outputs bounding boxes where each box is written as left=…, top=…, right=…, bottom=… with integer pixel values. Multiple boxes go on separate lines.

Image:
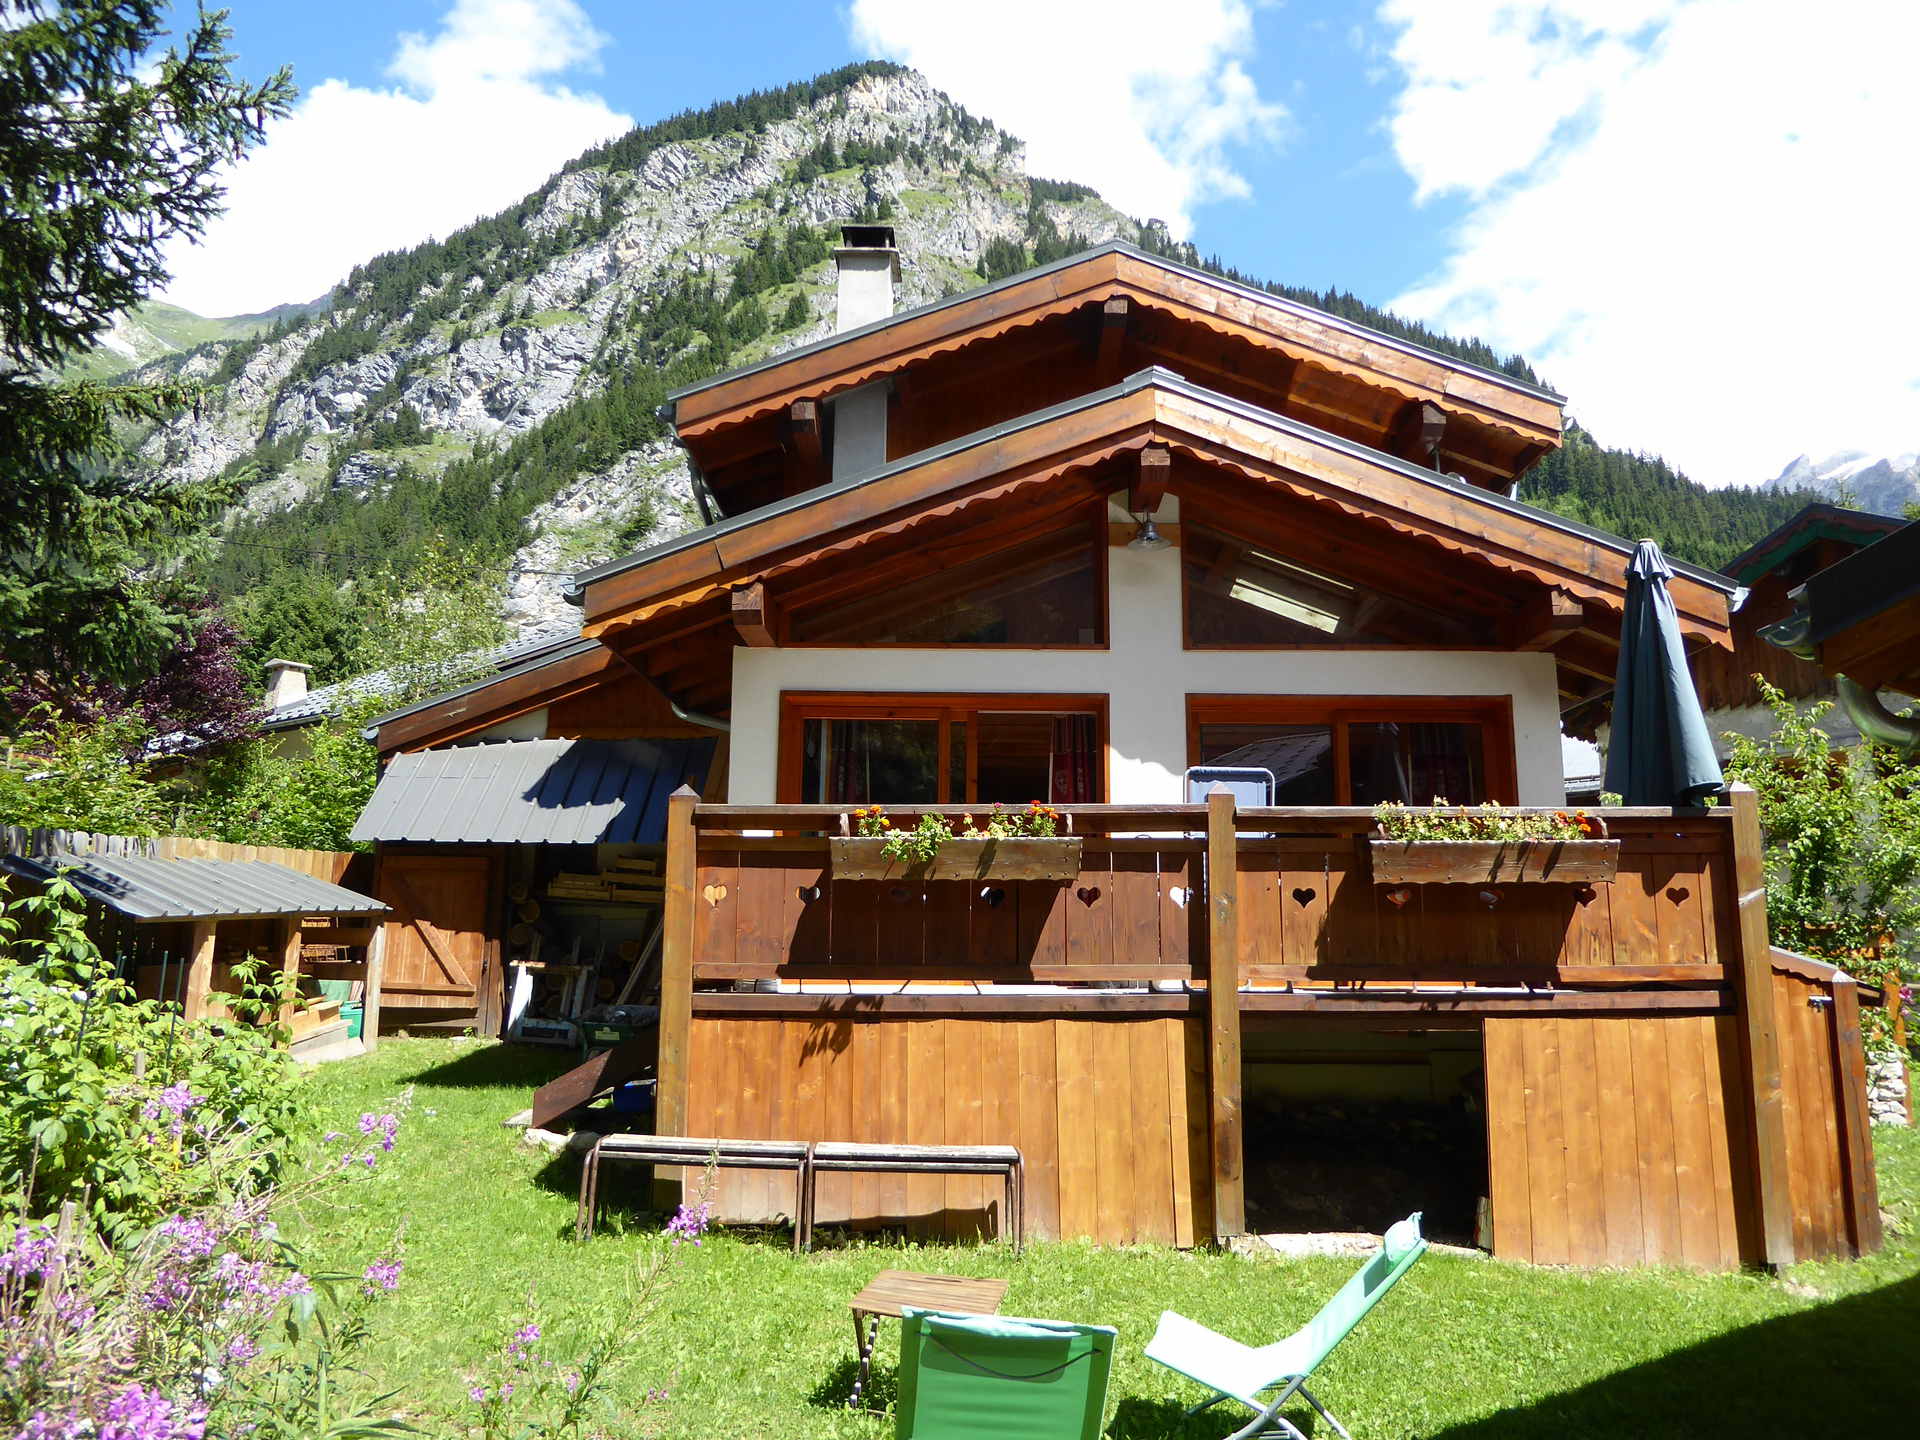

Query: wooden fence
left=647, top=787, right=1881, bottom=1268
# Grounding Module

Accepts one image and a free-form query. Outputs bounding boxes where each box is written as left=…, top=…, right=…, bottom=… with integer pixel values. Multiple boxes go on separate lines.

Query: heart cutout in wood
left=1665, top=885, right=1691, bottom=904
left=1385, top=887, right=1412, bottom=909
left=1574, top=885, right=1598, bottom=906
left=1076, top=886, right=1102, bottom=905
left=1168, top=886, right=1189, bottom=908
left=795, top=884, right=821, bottom=903
left=1291, top=887, right=1317, bottom=906
left=979, top=886, right=1006, bottom=908
left=702, top=883, right=728, bottom=907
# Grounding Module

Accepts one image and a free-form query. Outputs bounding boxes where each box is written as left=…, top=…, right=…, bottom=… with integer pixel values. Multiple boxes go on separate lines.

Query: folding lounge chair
left=1145, top=1212, right=1428, bottom=1440
left=895, top=1308, right=1117, bottom=1440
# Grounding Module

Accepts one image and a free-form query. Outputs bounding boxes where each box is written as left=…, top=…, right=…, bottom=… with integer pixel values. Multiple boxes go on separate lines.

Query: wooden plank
left=1016, top=1020, right=1062, bottom=1242
left=1699, top=1015, right=1744, bottom=1269
left=1206, top=788, right=1246, bottom=1242
left=843, top=1021, right=880, bottom=1230
left=656, top=788, right=698, bottom=1168
left=1165, top=1018, right=1196, bottom=1248
left=1131, top=1018, right=1177, bottom=1246
left=1483, top=1019, right=1533, bottom=1262
left=276, top=917, right=301, bottom=1033
left=943, top=1020, right=987, bottom=1236
left=1054, top=1020, right=1098, bottom=1241
left=979, top=1021, right=1020, bottom=1240
left=905, top=1021, right=945, bottom=1238
left=360, top=922, right=385, bottom=1051
left=1627, top=1018, right=1683, bottom=1265
left=183, top=919, right=217, bottom=1023
left=1829, top=978, right=1884, bottom=1255
left=1665, top=1011, right=1722, bottom=1269
left=1520, top=1018, right=1571, bottom=1264
left=1592, top=1018, right=1645, bottom=1266
left=875, top=1021, right=909, bottom=1229
left=1727, top=785, right=1796, bottom=1267
left=1091, top=1020, right=1135, bottom=1245
left=1558, top=1018, right=1608, bottom=1267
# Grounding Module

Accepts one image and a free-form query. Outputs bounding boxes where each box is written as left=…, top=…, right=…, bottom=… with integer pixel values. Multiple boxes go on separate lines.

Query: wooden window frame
left=1185, top=694, right=1518, bottom=805
left=778, top=691, right=1111, bottom=803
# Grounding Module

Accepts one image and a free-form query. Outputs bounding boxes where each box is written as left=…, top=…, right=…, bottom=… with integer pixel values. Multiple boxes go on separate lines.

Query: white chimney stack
left=833, top=224, right=899, bottom=333
left=263, top=659, right=311, bottom=710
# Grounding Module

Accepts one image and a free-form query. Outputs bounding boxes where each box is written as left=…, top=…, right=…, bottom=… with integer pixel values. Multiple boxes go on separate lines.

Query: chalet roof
left=0, top=852, right=387, bottom=923
left=574, top=366, right=1733, bottom=604
left=358, top=634, right=603, bottom=738
left=1721, top=502, right=1903, bottom=587
left=667, top=240, right=1565, bottom=411
left=349, top=737, right=715, bottom=845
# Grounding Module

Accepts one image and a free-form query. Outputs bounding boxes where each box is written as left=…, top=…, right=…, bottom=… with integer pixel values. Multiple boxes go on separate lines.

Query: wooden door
left=376, top=852, right=499, bottom=1028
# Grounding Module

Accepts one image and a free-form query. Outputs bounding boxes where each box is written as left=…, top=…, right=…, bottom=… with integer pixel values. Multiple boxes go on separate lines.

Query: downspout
left=666, top=693, right=729, bottom=734
left=1759, top=601, right=1920, bottom=754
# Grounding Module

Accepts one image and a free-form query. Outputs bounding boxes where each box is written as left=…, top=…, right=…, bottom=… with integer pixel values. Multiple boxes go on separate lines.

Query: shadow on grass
left=1103, top=1274, right=1920, bottom=1439
left=807, top=1355, right=898, bottom=1416
left=392, top=1040, right=573, bottom=1090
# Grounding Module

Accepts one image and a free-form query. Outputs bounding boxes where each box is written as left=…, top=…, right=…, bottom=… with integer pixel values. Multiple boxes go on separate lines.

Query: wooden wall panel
left=681, top=1015, right=1211, bottom=1244
left=1485, top=1014, right=1754, bottom=1269
left=1771, top=969, right=1852, bottom=1261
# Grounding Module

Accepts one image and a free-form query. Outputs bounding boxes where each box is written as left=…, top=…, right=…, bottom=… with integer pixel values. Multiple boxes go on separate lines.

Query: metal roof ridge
left=573, top=367, right=1735, bottom=597
left=664, top=240, right=1566, bottom=409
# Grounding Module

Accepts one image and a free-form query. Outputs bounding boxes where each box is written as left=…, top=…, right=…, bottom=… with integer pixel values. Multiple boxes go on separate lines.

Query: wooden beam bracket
left=731, top=581, right=777, bottom=647
left=1129, top=445, right=1172, bottom=517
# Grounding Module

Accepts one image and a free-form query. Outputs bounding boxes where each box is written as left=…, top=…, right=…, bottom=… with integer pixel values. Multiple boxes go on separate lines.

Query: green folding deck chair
left=895, top=1308, right=1117, bottom=1440
left=1145, top=1212, right=1428, bottom=1440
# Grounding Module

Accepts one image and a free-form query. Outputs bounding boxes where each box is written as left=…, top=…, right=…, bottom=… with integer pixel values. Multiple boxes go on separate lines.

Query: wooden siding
left=374, top=852, right=498, bottom=1019
left=1771, top=966, right=1855, bottom=1261
left=1484, top=1014, right=1758, bottom=1268
left=681, top=1014, right=1211, bottom=1245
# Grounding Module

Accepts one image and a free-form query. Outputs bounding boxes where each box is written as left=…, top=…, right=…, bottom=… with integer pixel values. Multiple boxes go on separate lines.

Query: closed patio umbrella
left=1603, top=539, right=1725, bottom=806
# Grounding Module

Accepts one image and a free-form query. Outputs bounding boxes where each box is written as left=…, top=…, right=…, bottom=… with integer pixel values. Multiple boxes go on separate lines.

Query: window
left=787, top=521, right=1105, bottom=647
left=781, top=694, right=1106, bottom=803
left=1182, top=526, right=1498, bottom=648
left=1187, top=697, right=1515, bottom=805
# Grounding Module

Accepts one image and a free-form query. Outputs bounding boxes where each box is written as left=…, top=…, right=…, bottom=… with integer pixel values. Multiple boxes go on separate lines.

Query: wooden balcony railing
left=676, top=801, right=1740, bottom=990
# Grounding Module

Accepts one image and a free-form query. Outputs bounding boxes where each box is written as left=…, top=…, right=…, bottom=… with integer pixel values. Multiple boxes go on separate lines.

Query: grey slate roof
left=261, top=624, right=581, bottom=732
left=572, top=366, right=1740, bottom=598
left=0, top=853, right=388, bottom=923
left=665, top=240, right=1566, bottom=407
left=350, top=737, right=716, bottom=845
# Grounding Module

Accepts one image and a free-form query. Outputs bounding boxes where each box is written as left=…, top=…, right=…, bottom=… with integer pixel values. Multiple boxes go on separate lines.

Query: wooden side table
left=846, top=1269, right=1009, bottom=1410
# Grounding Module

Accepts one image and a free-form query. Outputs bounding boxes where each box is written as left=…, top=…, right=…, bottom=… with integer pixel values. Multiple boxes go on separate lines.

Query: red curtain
left=1048, top=715, right=1097, bottom=803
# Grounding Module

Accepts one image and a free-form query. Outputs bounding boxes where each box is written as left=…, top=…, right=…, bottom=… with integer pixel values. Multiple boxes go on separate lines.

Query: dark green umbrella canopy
left=1603, top=540, right=1726, bottom=807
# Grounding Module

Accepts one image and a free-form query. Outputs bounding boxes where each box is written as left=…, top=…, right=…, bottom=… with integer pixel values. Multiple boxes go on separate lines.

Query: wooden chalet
left=360, top=234, right=1881, bottom=1268
left=1686, top=502, right=1902, bottom=755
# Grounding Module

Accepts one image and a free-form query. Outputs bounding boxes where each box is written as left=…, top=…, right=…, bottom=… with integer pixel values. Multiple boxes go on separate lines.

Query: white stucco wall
left=728, top=498, right=1566, bottom=805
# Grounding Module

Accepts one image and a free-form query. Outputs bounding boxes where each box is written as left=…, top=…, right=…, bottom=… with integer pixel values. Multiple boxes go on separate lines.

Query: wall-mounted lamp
left=1127, top=515, right=1170, bottom=551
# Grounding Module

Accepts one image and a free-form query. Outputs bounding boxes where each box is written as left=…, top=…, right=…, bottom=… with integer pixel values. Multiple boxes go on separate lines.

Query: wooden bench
left=576, top=1135, right=810, bottom=1251
left=804, top=1143, right=1024, bottom=1253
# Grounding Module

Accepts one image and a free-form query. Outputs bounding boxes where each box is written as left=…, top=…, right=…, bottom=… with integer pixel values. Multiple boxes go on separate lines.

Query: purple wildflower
left=97, top=1381, right=207, bottom=1440
left=499, top=1384, right=514, bottom=1399
left=562, top=1371, right=581, bottom=1394
left=1, top=1224, right=57, bottom=1280
left=469, top=1386, right=488, bottom=1403
left=227, top=1335, right=260, bottom=1364
left=362, top=1258, right=403, bottom=1295
left=143, top=1083, right=206, bottom=1139
left=665, top=1199, right=713, bottom=1246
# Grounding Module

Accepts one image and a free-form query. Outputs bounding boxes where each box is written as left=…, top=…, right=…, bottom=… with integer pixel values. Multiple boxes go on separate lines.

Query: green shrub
left=0, top=877, right=305, bottom=1242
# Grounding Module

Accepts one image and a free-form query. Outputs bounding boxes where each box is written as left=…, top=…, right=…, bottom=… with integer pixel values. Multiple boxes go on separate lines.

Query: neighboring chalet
left=351, top=234, right=1880, bottom=1270
left=1689, top=503, right=1903, bottom=756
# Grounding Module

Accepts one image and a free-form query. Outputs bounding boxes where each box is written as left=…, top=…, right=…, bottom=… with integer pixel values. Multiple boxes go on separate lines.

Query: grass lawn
left=300, top=1038, right=1920, bottom=1439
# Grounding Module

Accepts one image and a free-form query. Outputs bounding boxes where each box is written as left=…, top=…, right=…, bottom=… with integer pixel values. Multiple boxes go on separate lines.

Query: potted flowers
left=1369, top=800, right=1618, bottom=884
left=830, top=802, right=1082, bottom=882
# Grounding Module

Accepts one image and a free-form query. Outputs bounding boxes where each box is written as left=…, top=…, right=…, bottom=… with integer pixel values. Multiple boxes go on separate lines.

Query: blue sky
left=161, top=0, right=1920, bottom=490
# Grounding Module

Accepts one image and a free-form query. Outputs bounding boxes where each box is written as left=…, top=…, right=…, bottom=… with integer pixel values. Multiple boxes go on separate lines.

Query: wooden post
left=183, top=919, right=217, bottom=1022
left=1828, top=974, right=1884, bottom=1254
left=1886, top=973, right=1913, bottom=1124
left=1728, top=784, right=1796, bottom=1268
left=361, top=922, right=385, bottom=1053
left=1205, top=787, right=1245, bottom=1243
left=277, top=916, right=302, bottom=1036
left=656, top=785, right=700, bottom=1207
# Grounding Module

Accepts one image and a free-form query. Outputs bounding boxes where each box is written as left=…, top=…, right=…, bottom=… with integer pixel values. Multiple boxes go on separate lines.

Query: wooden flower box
left=828, top=836, right=1083, bottom=883
left=1368, top=837, right=1619, bottom=885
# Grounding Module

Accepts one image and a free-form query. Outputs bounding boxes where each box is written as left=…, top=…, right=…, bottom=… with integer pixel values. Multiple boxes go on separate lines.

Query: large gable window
left=1182, top=525, right=1498, bottom=648
left=781, top=694, right=1106, bottom=804
left=787, top=519, right=1105, bottom=647
left=1188, top=696, right=1515, bottom=805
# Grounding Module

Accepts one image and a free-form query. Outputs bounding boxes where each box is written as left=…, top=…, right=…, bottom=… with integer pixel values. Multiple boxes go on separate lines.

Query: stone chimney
left=833, top=224, right=899, bottom=334
left=828, top=225, right=900, bottom=481
left=263, top=659, right=311, bottom=710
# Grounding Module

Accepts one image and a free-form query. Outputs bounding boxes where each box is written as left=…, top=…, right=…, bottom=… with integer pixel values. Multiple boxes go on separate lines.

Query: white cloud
left=160, top=0, right=631, bottom=317
left=845, top=0, right=1286, bottom=236
left=1379, top=0, right=1920, bottom=488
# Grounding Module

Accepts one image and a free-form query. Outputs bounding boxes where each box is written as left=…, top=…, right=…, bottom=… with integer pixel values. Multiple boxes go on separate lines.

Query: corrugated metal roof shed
left=0, top=853, right=389, bottom=923
left=350, top=737, right=715, bottom=845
